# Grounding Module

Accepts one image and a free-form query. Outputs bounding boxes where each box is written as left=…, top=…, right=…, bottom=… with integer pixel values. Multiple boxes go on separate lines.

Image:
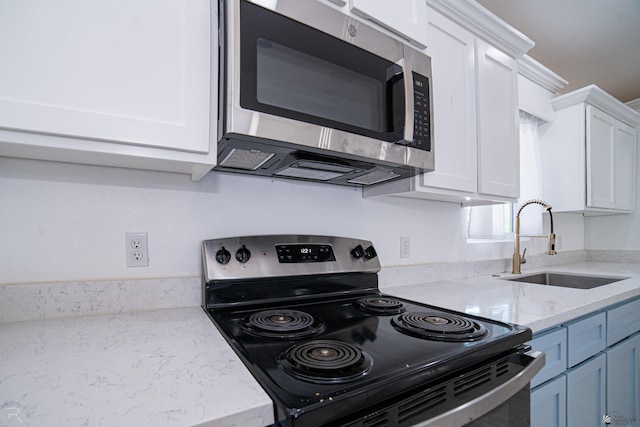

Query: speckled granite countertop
left=386, top=262, right=640, bottom=333
left=0, top=307, right=273, bottom=427
left=1, top=260, right=639, bottom=427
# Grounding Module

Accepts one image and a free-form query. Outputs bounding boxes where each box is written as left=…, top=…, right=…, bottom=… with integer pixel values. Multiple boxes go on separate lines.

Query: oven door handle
left=413, top=350, right=546, bottom=427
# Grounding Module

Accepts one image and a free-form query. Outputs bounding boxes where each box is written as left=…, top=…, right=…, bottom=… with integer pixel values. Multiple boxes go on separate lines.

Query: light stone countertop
left=1, top=260, right=639, bottom=427
left=0, top=307, right=274, bottom=427
left=385, top=261, right=640, bottom=333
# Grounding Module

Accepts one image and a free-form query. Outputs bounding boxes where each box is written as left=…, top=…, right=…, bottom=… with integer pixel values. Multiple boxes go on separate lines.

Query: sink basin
left=503, top=272, right=629, bottom=289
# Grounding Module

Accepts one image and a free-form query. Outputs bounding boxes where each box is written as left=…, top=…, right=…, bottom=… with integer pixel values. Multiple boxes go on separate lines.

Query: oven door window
left=239, top=0, right=403, bottom=142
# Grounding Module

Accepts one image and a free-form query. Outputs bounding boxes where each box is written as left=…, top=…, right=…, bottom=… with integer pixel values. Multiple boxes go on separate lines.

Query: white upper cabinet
left=419, top=9, right=477, bottom=194
left=349, top=0, right=428, bottom=48
left=614, top=121, right=637, bottom=211
left=365, top=1, right=533, bottom=205
left=475, top=39, right=519, bottom=198
left=0, top=0, right=216, bottom=180
left=540, top=85, right=639, bottom=214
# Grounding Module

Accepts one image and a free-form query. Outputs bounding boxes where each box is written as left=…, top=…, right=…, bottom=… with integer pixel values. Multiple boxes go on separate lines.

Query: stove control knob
left=364, top=245, right=377, bottom=260
left=235, top=245, right=251, bottom=263
left=351, top=244, right=364, bottom=259
left=215, top=246, right=231, bottom=265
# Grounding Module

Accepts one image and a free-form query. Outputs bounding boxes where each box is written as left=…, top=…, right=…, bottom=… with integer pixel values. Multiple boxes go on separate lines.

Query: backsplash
left=5, top=249, right=634, bottom=324
left=0, top=157, right=585, bottom=286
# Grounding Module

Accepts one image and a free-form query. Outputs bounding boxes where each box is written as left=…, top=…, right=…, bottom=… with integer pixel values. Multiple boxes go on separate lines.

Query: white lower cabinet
left=529, top=298, right=640, bottom=427
left=566, top=353, right=606, bottom=427
left=531, top=375, right=566, bottom=427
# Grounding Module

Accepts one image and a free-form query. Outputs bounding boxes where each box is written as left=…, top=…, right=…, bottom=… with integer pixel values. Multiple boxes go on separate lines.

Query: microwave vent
left=275, top=160, right=355, bottom=181
left=220, top=148, right=275, bottom=171
left=348, top=170, right=401, bottom=186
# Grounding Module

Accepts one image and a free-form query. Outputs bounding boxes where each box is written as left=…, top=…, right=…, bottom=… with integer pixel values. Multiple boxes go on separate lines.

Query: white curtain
left=467, top=111, right=544, bottom=239
left=518, top=111, right=544, bottom=235
left=467, top=204, right=506, bottom=239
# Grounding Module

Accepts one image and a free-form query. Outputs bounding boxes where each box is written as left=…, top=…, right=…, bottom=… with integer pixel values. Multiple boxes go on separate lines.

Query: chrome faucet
left=512, top=199, right=557, bottom=274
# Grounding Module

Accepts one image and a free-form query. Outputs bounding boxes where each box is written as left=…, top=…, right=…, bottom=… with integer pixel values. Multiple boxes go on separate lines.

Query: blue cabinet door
left=566, top=312, right=606, bottom=368
left=566, top=353, right=606, bottom=427
left=607, top=298, right=640, bottom=346
left=606, top=333, right=640, bottom=427
left=529, top=327, right=568, bottom=388
left=531, top=375, right=567, bottom=427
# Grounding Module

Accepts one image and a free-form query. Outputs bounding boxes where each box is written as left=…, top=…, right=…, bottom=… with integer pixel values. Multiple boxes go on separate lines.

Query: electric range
left=202, top=235, right=544, bottom=427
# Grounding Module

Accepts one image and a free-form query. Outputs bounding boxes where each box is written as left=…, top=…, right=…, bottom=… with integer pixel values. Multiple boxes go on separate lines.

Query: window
left=466, top=204, right=513, bottom=240
left=466, top=111, right=544, bottom=240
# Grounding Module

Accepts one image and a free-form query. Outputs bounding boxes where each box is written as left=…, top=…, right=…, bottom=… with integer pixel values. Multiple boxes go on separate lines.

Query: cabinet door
left=529, top=328, right=567, bottom=388
left=566, top=312, right=606, bottom=368
left=0, top=0, right=210, bottom=154
left=419, top=9, right=477, bottom=193
left=349, top=0, right=428, bottom=48
left=615, top=121, right=637, bottom=211
left=531, top=375, right=567, bottom=427
left=475, top=39, right=520, bottom=198
left=607, top=298, right=640, bottom=346
left=586, top=106, right=616, bottom=209
left=566, top=353, right=606, bottom=427
left=606, top=333, right=640, bottom=427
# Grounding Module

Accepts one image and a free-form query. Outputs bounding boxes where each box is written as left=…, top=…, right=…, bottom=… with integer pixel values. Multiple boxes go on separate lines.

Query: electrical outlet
left=125, top=233, right=148, bottom=267
left=400, top=236, right=410, bottom=258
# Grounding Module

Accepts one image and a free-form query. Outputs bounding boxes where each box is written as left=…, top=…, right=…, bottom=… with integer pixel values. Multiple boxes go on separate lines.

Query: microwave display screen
left=256, top=38, right=384, bottom=132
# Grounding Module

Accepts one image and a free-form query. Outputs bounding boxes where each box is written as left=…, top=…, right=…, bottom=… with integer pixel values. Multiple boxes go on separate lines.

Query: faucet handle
left=546, top=233, right=558, bottom=255
left=521, top=248, right=527, bottom=264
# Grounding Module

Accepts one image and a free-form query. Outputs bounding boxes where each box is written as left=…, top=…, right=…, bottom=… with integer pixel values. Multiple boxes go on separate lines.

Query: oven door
left=415, top=350, right=545, bottom=427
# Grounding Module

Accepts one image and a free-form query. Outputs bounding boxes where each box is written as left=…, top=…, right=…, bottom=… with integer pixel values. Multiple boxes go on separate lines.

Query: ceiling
left=476, top=0, right=640, bottom=103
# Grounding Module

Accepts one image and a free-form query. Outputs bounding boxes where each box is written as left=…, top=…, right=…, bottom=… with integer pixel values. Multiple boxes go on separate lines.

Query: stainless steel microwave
left=215, top=0, right=434, bottom=186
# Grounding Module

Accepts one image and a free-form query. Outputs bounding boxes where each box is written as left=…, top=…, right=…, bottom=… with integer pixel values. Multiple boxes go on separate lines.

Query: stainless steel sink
left=503, top=272, right=629, bottom=289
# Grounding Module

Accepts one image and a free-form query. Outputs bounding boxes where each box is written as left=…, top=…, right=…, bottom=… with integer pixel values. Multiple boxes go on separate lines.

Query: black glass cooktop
left=208, top=293, right=530, bottom=426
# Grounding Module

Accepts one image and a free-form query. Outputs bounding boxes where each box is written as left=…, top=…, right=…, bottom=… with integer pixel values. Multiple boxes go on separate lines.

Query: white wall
left=0, top=156, right=585, bottom=285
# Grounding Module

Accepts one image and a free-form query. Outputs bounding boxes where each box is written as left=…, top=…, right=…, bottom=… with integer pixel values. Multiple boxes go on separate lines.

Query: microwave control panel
left=411, top=72, right=431, bottom=152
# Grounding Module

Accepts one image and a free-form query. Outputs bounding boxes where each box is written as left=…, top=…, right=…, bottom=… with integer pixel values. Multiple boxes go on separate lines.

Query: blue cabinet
left=566, top=353, right=606, bottom=427
left=606, top=333, right=640, bottom=427
left=566, top=312, right=606, bottom=367
left=531, top=375, right=566, bottom=427
left=530, top=297, right=640, bottom=427
left=607, top=299, right=640, bottom=346
left=529, top=327, right=568, bottom=388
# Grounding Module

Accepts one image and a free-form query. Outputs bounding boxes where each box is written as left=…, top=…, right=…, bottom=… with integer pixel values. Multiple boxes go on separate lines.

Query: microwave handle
left=386, top=59, right=415, bottom=144
left=398, top=58, right=415, bottom=145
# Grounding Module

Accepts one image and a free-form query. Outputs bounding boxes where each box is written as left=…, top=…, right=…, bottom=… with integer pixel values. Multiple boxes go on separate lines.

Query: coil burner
left=355, top=297, right=407, bottom=315
left=392, top=312, right=488, bottom=342
left=242, top=309, right=325, bottom=339
left=279, top=340, right=373, bottom=383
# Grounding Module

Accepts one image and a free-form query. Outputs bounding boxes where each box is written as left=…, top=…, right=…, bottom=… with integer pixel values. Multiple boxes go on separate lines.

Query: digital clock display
left=275, top=244, right=335, bottom=263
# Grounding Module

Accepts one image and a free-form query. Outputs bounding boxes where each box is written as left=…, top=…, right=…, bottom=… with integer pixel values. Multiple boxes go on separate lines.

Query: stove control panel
left=276, top=244, right=336, bottom=263
left=203, top=235, right=381, bottom=281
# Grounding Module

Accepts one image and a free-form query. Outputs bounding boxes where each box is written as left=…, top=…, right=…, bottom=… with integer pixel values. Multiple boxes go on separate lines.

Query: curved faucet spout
left=512, top=199, right=557, bottom=274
